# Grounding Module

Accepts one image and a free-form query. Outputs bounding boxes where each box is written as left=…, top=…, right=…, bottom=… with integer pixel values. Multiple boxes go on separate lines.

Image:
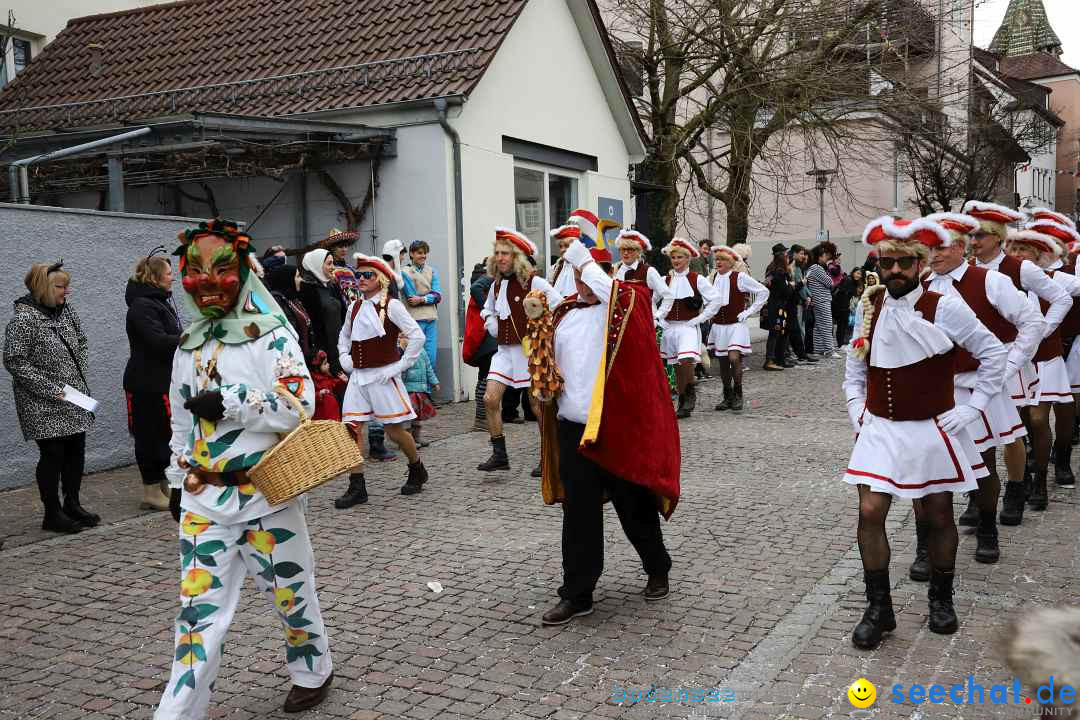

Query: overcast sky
left=973, top=0, right=1080, bottom=69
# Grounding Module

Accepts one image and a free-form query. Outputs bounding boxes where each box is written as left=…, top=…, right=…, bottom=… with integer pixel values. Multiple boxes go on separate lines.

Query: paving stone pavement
left=1, top=348, right=1077, bottom=720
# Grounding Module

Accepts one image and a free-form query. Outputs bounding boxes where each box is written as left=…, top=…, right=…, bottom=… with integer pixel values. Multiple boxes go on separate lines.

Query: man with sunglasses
left=965, top=201, right=1071, bottom=518
left=843, top=216, right=1007, bottom=650
left=918, top=212, right=1043, bottom=574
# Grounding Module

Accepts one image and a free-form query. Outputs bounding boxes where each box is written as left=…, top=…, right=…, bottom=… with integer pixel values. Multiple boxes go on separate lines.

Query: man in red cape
left=537, top=238, right=680, bottom=626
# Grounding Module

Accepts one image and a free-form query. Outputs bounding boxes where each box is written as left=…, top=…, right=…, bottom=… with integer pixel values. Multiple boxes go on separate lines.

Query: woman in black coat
left=299, top=249, right=345, bottom=376
left=763, top=250, right=795, bottom=371
left=266, top=263, right=314, bottom=362
left=124, top=254, right=182, bottom=511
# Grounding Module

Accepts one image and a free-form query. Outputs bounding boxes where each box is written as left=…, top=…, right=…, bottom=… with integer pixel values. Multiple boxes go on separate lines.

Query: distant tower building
left=989, top=0, right=1063, bottom=58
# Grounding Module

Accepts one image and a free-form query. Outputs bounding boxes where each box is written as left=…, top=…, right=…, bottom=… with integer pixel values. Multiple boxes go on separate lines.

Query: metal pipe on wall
left=434, top=97, right=467, bottom=401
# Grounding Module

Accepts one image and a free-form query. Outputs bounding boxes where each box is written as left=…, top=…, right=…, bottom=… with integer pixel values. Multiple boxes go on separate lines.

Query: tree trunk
left=724, top=158, right=753, bottom=246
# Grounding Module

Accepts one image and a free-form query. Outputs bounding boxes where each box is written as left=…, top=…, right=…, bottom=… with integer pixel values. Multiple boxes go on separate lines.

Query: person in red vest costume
left=613, top=229, right=674, bottom=321
left=547, top=225, right=581, bottom=298
left=1032, top=210, right=1080, bottom=454
left=1007, top=225, right=1080, bottom=504
left=843, top=216, right=1007, bottom=650
left=660, top=238, right=721, bottom=418
left=479, top=228, right=563, bottom=475
left=919, top=212, right=1042, bottom=574
left=708, top=245, right=769, bottom=413
left=334, top=255, right=429, bottom=509
left=538, top=238, right=680, bottom=625
left=965, top=201, right=1071, bottom=510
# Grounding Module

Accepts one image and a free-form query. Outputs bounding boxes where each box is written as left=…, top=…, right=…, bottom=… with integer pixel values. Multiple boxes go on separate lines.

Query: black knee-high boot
left=852, top=569, right=895, bottom=650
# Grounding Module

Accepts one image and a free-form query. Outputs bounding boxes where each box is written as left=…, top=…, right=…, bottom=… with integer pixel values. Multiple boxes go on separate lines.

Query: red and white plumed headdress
left=567, top=209, right=600, bottom=244
left=713, top=245, right=740, bottom=264
left=1028, top=220, right=1080, bottom=251
left=1031, top=208, right=1076, bottom=230
left=589, top=247, right=613, bottom=264
left=353, top=254, right=395, bottom=281
left=962, top=201, right=1024, bottom=239
left=862, top=216, right=951, bottom=248
left=549, top=225, right=581, bottom=241
left=1007, top=229, right=1060, bottom=262
left=662, top=237, right=700, bottom=258
left=615, top=229, right=652, bottom=251
left=924, top=212, right=980, bottom=240
left=494, top=227, right=537, bottom=257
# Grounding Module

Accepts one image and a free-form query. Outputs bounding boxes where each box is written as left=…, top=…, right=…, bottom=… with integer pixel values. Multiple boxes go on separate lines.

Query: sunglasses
left=877, top=256, right=918, bottom=271
left=357, top=271, right=378, bottom=280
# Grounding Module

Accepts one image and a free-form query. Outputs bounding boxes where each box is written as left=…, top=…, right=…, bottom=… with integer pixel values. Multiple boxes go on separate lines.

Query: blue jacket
left=402, top=350, right=439, bottom=394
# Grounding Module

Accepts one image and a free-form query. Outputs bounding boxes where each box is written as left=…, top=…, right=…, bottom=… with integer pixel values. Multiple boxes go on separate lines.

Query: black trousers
left=557, top=421, right=672, bottom=605
left=785, top=305, right=807, bottom=358
left=34, top=432, right=86, bottom=508
left=128, top=391, right=172, bottom=485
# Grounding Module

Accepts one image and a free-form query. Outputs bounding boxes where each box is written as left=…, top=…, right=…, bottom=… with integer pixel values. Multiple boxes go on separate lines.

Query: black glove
left=169, top=488, right=182, bottom=523
left=184, top=390, right=225, bottom=421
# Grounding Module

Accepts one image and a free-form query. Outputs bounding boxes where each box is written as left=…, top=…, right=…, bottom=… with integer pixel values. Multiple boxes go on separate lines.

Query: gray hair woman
left=3, top=262, right=98, bottom=533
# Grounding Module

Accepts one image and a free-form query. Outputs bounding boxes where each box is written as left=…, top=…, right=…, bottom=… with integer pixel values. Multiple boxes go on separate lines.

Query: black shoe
left=1028, top=470, right=1048, bottom=511
left=531, top=464, right=542, bottom=478
left=927, top=568, right=958, bottom=634
left=682, top=384, right=697, bottom=415
left=541, top=599, right=594, bottom=626
left=401, top=461, right=428, bottom=495
left=852, top=569, right=895, bottom=650
left=368, top=432, right=398, bottom=462
left=334, top=473, right=368, bottom=508
left=999, top=481, right=1026, bottom=526
left=42, top=506, right=83, bottom=534
left=643, top=575, right=669, bottom=601
left=283, top=672, right=333, bottom=713
left=675, top=392, right=690, bottom=419
left=478, top=435, right=510, bottom=471
left=62, top=496, right=100, bottom=527
left=731, top=386, right=744, bottom=414
left=974, top=512, right=999, bottom=564
left=715, top=386, right=733, bottom=411
left=957, top=495, right=978, bottom=527
left=782, top=360, right=797, bottom=368
left=1054, top=443, right=1076, bottom=488
left=799, top=355, right=819, bottom=364
left=503, top=414, right=525, bottom=425
left=909, top=521, right=930, bottom=582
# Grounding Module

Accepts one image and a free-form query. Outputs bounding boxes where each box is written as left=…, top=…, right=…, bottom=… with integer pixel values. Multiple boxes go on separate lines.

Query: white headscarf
left=302, top=248, right=331, bottom=284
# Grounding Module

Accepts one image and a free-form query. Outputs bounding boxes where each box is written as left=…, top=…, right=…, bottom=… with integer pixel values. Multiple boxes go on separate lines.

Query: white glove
left=846, top=398, right=865, bottom=433
left=339, top=352, right=354, bottom=374
left=936, top=405, right=981, bottom=435
left=737, top=311, right=750, bottom=323
left=563, top=238, right=592, bottom=270
left=372, top=362, right=402, bottom=386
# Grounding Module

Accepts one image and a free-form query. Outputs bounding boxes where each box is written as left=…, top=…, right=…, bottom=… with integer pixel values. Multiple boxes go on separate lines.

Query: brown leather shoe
left=541, top=599, right=593, bottom=626
left=283, top=672, right=333, bottom=713
left=644, top=575, right=669, bottom=601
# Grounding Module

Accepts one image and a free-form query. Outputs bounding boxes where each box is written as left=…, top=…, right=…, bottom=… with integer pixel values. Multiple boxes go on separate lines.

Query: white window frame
left=512, top=160, right=581, bottom=276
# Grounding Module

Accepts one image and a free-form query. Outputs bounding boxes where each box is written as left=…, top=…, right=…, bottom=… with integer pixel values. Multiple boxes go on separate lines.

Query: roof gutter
left=433, top=97, right=467, bottom=401
left=7, top=126, right=152, bottom=204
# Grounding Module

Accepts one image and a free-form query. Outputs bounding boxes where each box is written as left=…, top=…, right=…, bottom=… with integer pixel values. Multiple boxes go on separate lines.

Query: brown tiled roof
left=0, top=0, right=529, bottom=130
left=999, top=52, right=1080, bottom=81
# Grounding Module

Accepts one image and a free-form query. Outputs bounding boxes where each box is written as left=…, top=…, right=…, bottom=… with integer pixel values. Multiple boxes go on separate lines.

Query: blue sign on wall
left=598, top=197, right=623, bottom=245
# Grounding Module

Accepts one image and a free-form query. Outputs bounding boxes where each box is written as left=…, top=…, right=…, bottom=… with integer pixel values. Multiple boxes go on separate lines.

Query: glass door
left=513, top=164, right=580, bottom=275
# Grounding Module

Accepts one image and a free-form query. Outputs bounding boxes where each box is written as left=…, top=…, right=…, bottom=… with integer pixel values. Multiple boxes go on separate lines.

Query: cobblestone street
left=2, top=349, right=1078, bottom=720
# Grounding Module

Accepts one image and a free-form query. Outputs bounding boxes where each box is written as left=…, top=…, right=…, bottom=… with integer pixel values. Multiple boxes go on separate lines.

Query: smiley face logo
left=848, top=678, right=876, bottom=708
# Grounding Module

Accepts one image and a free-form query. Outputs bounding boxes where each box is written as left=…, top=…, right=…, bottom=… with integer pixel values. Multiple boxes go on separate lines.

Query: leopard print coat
left=3, top=295, right=95, bottom=441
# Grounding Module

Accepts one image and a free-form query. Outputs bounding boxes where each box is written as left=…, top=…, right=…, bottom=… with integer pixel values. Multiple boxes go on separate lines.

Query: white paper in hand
left=62, top=384, right=99, bottom=413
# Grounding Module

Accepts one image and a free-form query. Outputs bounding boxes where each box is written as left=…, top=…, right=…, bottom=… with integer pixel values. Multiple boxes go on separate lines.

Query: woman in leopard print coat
left=3, top=263, right=99, bottom=534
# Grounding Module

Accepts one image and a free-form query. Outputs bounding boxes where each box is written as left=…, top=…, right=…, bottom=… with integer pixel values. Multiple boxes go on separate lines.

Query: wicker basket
left=248, top=389, right=364, bottom=505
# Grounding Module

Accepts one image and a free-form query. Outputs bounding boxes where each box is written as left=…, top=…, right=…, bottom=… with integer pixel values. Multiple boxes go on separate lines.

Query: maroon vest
left=1056, top=261, right=1080, bottom=339
left=995, top=253, right=1024, bottom=291
left=622, top=262, right=650, bottom=284
left=923, top=265, right=1018, bottom=374
left=494, top=275, right=531, bottom=345
left=712, top=272, right=746, bottom=325
left=666, top=272, right=702, bottom=322
left=348, top=297, right=401, bottom=369
left=1034, top=274, right=1065, bottom=362
left=864, top=290, right=956, bottom=421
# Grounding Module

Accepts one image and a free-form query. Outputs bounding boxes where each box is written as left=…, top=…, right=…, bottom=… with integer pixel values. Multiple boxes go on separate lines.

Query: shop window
left=513, top=165, right=579, bottom=273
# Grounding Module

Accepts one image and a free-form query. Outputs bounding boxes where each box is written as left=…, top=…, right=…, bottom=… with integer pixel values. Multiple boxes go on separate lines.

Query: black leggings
left=35, top=433, right=86, bottom=508
left=128, top=392, right=172, bottom=485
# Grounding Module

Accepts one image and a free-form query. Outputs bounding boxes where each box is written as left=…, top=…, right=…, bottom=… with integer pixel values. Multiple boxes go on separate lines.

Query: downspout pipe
left=7, top=126, right=152, bottom=203
left=434, top=97, right=467, bottom=401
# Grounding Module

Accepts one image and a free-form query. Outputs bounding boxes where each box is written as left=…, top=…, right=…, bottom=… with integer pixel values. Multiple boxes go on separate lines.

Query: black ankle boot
left=1028, top=470, right=1048, bottom=511
left=42, top=504, right=83, bottom=534
left=478, top=435, right=510, bottom=471
left=681, top=384, right=697, bottom=415
left=368, top=431, right=397, bottom=462
left=974, top=511, right=999, bottom=563
left=909, top=521, right=930, bottom=582
left=999, top=481, right=1027, bottom=526
left=852, top=569, right=895, bottom=650
left=957, top=495, right=978, bottom=527
left=927, top=568, right=958, bottom=634
left=1054, top=443, right=1076, bottom=488
left=62, top=495, right=100, bottom=527
left=715, top=385, right=733, bottom=411
left=334, top=473, right=368, bottom=508
left=401, top=461, right=428, bottom=495
left=676, top=392, right=689, bottom=419
left=731, top=385, right=744, bottom=414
